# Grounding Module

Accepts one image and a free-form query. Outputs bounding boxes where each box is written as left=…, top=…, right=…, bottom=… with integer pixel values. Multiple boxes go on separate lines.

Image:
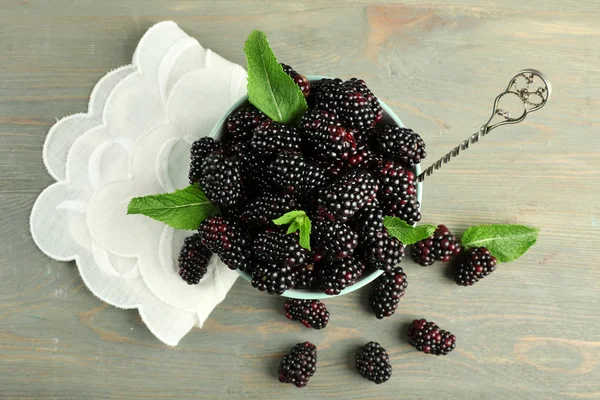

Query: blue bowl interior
left=209, top=75, right=423, bottom=299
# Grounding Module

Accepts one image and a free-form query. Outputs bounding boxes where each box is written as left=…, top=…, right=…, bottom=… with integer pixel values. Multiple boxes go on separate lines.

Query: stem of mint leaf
left=383, top=216, right=436, bottom=245
left=244, top=30, right=307, bottom=124
left=273, top=210, right=312, bottom=250
left=127, top=184, right=220, bottom=230
left=461, top=224, right=538, bottom=263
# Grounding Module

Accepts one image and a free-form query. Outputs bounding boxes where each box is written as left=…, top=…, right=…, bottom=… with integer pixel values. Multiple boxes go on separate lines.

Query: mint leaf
left=272, top=210, right=312, bottom=250
left=244, top=30, right=307, bottom=123
left=383, top=216, right=437, bottom=245
left=461, top=224, right=539, bottom=263
left=127, top=185, right=220, bottom=230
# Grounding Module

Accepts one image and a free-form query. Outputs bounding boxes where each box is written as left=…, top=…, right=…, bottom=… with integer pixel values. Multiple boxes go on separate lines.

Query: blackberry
left=346, top=78, right=384, bottom=125
left=199, top=152, right=244, bottom=209
left=407, top=319, right=456, bottom=356
left=199, top=217, right=249, bottom=270
left=374, top=125, right=427, bottom=169
left=454, top=247, right=497, bottom=286
left=250, top=120, right=302, bottom=156
left=361, top=230, right=405, bottom=271
left=281, top=63, right=311, bottom=98
left=294, top=263, right=317, bottom=290
left=178, top=234, right=212, bottom=285
left=227, top=141, right=272, bottom=195
left=353, top=202, right=384, bottom=244
left=268, top=151, right=327, bottom=197
left=371, top=266, right=408, bottom=319
left=239, top=193, right=296, bottom=226
left=278, top=342, right=317, bottom=388
left=189, top=137, right=222, bottom=184
left=252, top=229, right=309, bottom=268
left=328, top=142, right=377, bottom=178
left=355, top=342, right=392, bottom=384
left=251, top=262, right=296, bottom=295
left=318, top=256, right=365, bottom=295
left=300, top=108, right=355, bottom=161
left=381, top=196, right=421, bottom=225
left=312, top=219, right=359, bottom=260
left=317, top=169, right=379, bottom=222
left=226, top=106, right=268, bottom=142
left=411, top=225, right=461, bottom=267
left=372, top=160, right=416, bottom=204
left=284, top=299, right=329, bottom=329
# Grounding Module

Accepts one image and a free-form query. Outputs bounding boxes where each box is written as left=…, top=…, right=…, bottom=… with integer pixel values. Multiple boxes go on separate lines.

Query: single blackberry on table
left=189, top=137, right=222, bottom=184
left=281, top=63, right=311, bottom=98
left=300, top=108, right=356, bottom=161
left=278, top=342, right=317, bottom=388
left=294, top=263, right=317, bottom=290
left=355, top=342, right=392, bottom=384
left=226, top=106, right=268, bottom=142
left=199, top=217, right=249, bottom=270
left=317, top=169, right=379, bottom=222
left=284, top=299, right=329, bottom=329
left=267, top=151, right=327, bottom=197
left=318, top=256, right=365, bottom=295
left=199, top=152, right=244, bottom=209
left=251, top=262, right=297, bottom=295
left=373, top=125, right=427, bottom=169
left=178, top=234, right=212, bottom=285
left=381, top=196, right=421, bottom=225
left=372, top=160, right=416, bottom=204
left=411, top=225, right=461, bottom=267
left=408, top=319, right=456, bottom=355
left=311, top=219, right=359, bottom=260
left=454, top=247, right=497, bottom=286
left=250, top=119, right=302, bottom=156
left=239, top=193, right=297, bottom=226
left=252, top=229, right=309, bottom=268
left=361, top=230, right=405, bottom=271
left=371, top=266, right=407, bottom=319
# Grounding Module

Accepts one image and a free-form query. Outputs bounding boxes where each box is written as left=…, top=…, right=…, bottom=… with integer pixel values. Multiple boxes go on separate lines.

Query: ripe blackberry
left=250, top=120, right=302, bottom=156
left=239, top=193, right=296, bottom=226
left=355, top=342, right=392, bottom=384
left=353, top=202, right=384, bottom=244
left=226, top=106, right=268, bottom=142
left=371, top=266, right=407, bottom=319
left=374, top=125, right=427, bottom=169
left=281, top=63, right=311, bottom=98
left=284, top=299, right=329, bottom=329
left=411, top=225, right=461, bottom=267
left=199, top=152, right=244, bottom=209
left=454, top=247, right=497, bottom=286
left=372, top=160, right=416, bottom=204
left=317, top=169, right=379, bottom=222
left=381, top=197, right=421, bottom=225
left=251, top=262, right=297, bottom=295
left=408, top=319, right=456, bottom=356
left=252, top=229, right=309, bottom=268
left=189, top=137, right=222, bottom=184
left=278, top=342, right=317, bottom=388
left=328, top=142, right=377, bottom=178
left=300, top=108, right=355, bottom=161
left=318, top=256, right=365, bottom=295
left=361, top=230, right=405, bottom=271
left=346, top=78, right=384, bottom=125
left=227, top=141, right=272, bottom=195
left=178, top=234, right=212, bottom=285
left=312, top=219, right=359, bottom=260
left=294, top=263, right=317, bottom=290
left=268, top=151, right=327, bottom=197
left=199, top=217, right=249, bottom=270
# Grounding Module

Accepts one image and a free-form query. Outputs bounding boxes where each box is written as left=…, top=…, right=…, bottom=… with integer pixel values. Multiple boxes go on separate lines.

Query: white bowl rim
left=209, top=75, right=423, bottom=299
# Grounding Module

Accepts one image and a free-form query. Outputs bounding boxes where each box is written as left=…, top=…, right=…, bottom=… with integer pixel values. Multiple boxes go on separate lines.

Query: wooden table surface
left=1, top=1, right=599, bottom=399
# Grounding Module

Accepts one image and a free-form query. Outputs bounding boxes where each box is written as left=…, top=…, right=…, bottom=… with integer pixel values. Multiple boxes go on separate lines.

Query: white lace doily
left=30, top=21, right=247, bottom=346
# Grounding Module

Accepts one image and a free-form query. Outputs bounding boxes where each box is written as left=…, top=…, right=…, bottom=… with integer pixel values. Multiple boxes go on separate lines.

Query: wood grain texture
left=1, top=0, right=599, bottom=398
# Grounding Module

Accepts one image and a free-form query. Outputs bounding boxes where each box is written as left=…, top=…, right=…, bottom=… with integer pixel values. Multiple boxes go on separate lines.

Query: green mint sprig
left=127, top=184, right=220, bottom=230
left=461, top=224, right=539, bottom=263
left=244, top=30, right=307, bottom=123
left=383, top=216, right=436, bottom=245
left=273, top=210, right=312, bottom=250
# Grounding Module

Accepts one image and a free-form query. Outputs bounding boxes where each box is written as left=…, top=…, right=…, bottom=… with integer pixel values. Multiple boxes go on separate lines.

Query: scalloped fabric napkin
left=30, top=21, right=247, bottom=346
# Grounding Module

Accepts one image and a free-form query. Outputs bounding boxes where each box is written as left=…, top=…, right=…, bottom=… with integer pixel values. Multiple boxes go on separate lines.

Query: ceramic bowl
left=209, top=75, right=422, bottom=299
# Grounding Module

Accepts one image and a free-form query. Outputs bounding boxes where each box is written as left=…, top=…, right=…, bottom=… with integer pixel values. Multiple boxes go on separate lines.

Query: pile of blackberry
left=178, top=64, right=426, bottom=294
